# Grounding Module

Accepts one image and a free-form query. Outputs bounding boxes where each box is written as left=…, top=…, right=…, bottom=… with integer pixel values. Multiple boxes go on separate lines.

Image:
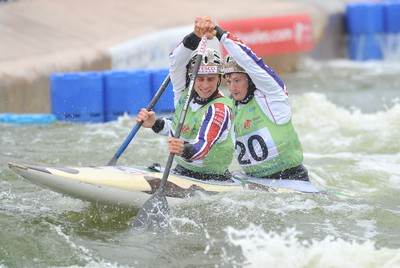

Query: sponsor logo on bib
left=244, top=119, right=252, bottom=129
left=182, top=125, right=190, bottom=134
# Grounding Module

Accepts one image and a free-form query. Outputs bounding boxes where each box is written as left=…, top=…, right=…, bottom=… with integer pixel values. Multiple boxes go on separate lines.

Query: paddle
left=107, top=74, right=171, bottom=166
left=132, top=36, right=208, bottom=231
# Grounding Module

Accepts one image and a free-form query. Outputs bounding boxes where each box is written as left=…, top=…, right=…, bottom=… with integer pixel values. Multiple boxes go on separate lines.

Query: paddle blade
left=132, top=190, right=169, bottom=232
left=107, top=156, right=118, bottom=166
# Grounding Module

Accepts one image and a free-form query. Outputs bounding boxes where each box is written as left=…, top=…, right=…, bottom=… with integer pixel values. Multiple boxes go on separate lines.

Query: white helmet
left=187, top=48, right=222, bottom=76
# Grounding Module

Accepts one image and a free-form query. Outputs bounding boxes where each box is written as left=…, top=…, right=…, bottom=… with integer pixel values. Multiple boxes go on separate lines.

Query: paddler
left=136, top=23, right=234, bottom=181
left=195, top=16, right=310, bottom=181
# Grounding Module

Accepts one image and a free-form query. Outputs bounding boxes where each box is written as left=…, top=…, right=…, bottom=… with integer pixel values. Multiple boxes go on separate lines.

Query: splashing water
left=223, top=224, right=400, bottom=268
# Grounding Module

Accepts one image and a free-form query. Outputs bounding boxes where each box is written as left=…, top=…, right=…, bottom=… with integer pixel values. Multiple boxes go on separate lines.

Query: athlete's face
left=225, top=73, right=248, bottom=101
left=194, top=74, right=220, bottom=99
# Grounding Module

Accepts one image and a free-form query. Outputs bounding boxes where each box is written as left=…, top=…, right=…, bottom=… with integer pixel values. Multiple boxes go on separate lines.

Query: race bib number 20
left=235, top=127, right=279, bottom=166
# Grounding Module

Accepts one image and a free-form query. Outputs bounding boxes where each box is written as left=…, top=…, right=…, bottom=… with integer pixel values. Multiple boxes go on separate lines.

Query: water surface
left=1, top=59, right=399, bottom=267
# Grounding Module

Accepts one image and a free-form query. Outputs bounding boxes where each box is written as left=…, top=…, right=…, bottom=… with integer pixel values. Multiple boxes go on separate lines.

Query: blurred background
left=1, top=0, right=398, bottom=121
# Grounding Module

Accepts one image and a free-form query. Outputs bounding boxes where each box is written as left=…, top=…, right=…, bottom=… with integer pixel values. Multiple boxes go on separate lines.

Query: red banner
left=218, top=14, right=313, bottom=56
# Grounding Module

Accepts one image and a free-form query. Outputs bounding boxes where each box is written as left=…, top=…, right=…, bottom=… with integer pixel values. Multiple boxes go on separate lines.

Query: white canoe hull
left=8, top=162, right=321, bottom=208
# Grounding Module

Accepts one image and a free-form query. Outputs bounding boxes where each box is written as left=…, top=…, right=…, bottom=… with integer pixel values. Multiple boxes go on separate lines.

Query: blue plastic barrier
left=346, top=3, right=385, bottom=34
left=382, top=2, right=400, bottom=60
left=49, top=69, right=174, bottom=123
left=346, top=2, right=385, bottom=60
left=103, top=70, right=152, bottom=122
left=50, top=72, right=104, bottom=123
left=348, top=33, right=384, bottom=60
left=151, top=68, right=174, bottom=113
left=0, top=113, right=56, bottom=125
left=385, top=2, right=400, bottom=33
left=346, top=3, right=367, bottom=35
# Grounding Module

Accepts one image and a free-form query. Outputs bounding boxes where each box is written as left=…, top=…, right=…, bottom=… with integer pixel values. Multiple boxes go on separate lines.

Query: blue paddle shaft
left=107, top=74, right=171, bottom=166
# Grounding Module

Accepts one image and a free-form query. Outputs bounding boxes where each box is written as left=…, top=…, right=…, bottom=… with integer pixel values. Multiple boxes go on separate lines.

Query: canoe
left=7, top=162, right=321, bottom=208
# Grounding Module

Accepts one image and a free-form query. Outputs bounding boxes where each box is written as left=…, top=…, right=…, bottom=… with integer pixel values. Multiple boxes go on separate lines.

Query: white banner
left=108, top=25, right=221, bottom=70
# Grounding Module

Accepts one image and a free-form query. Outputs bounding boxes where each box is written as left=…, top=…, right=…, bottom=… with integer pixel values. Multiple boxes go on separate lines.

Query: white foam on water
left=292, top=92, right=400, bottom=154
left=223, top=223, right=400, bottom=268
left=300, top=57, right=400, bottom=75
left=389, top=174, right=400, bottom=188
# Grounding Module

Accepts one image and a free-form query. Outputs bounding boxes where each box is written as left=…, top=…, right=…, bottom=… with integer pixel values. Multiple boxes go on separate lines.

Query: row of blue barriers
left=346, top=1, right=400, bottom=60
left=50, top=68, right=174, bottom=123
